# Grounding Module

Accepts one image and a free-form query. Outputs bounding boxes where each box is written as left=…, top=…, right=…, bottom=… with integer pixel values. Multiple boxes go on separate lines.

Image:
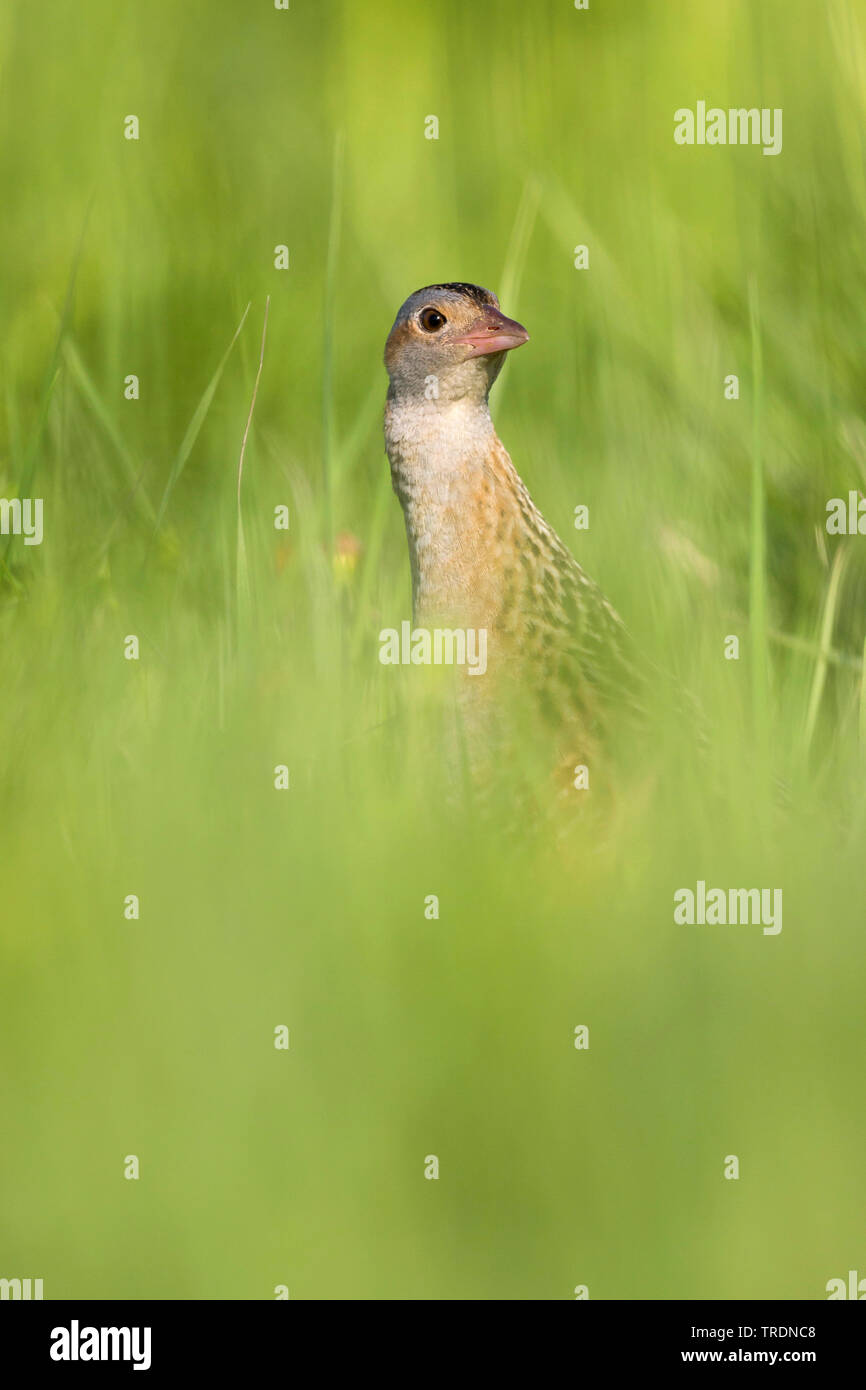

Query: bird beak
left=452, top=309, right=529, bottom=357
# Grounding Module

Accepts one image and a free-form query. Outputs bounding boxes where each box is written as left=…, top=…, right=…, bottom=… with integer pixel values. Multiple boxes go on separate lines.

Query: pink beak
left=452, top=309, right=529, bottom=357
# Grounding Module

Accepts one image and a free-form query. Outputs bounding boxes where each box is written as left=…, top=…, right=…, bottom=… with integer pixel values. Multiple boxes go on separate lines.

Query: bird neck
left=384, top=390, right=517, bottom=623
left=384, top=389, right=496, bottom=475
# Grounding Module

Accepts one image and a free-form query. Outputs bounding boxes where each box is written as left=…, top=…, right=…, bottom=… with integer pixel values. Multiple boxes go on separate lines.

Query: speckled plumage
left=383, top=282, right=643, bottom=756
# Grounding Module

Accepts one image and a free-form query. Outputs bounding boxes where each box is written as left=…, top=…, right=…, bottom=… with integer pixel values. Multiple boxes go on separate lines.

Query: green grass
left=0, top=0, right=865, bottom=1299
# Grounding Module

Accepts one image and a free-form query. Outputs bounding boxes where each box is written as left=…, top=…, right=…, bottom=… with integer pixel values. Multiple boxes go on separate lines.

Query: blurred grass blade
left=496, top=177, right=541, bottom=409
left=349, top=473, right=395, bottom=665
left=770, top=627, right=862, bottom=672
left=63, top=338, right=156, bottom=523
left=803, top=543, right=850, bottom=753
left=322, top=129, right=345, bottom=556
left=153, top=302, right=251, bottom=533
left=337, top=372, right=382, bottom=492
left=3, top=202, right=91, bottom=562
left=236, top=296, right=270, bottom=617
left=749, top=278, right=770, bottom=755
left=499, top=175, right=540, bottom=315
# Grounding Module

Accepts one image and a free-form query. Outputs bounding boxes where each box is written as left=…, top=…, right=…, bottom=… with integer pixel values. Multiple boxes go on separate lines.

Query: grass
left=0, top=0, right=864, bottom=1300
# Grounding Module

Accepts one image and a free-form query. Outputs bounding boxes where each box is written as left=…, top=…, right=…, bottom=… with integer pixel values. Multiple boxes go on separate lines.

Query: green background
left=0, top=0, right=864, bottom=1299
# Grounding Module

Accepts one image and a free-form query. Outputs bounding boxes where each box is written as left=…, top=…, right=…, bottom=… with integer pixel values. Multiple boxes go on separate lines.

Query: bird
left=382, top=281, right=644, bottom=787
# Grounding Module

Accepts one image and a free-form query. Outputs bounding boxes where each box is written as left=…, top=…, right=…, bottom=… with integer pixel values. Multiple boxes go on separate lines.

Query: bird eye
left=419, top=307, right=446, bottom=332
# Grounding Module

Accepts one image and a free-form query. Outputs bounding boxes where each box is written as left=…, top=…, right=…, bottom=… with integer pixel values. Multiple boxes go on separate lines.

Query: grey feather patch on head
left=410, top=282, right=498, bottom=308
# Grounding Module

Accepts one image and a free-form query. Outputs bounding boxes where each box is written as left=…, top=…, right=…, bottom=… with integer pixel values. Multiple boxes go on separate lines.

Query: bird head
left=384, top=282, right=529, bottom=405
